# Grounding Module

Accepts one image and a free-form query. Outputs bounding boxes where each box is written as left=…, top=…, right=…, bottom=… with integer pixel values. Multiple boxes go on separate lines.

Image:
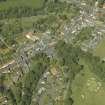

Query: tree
left=19, top=53, right=50, bottom=105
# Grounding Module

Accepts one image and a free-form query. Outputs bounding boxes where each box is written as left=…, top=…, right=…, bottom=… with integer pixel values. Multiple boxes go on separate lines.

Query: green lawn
left=93, top=37, right=105, bottom=58
left=0, top=0, right=44, bottom=10
left=72, top=59, right=105, bottom=105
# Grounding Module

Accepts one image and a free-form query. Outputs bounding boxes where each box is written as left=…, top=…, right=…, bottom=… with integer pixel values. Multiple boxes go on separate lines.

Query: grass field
left=72, top=59, right=105, bottom=105
left=0, top=0, right=44, bottom=10
left=93, top=37, right=105, bottom=58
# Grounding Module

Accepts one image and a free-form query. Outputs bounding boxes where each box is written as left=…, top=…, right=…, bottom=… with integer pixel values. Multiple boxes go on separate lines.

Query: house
left=25, top=32, right=39, bottom=41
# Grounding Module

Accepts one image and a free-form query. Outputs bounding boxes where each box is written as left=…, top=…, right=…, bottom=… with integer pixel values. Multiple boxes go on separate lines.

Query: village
left=0, top=0, right=105, bottom=105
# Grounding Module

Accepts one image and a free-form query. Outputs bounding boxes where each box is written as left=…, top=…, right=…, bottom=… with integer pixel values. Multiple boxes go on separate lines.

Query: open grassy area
left=72, top=59, right=105, bottom=105
left=0, top=0, right=44, bottom=10
left=93, top=37, right=105, bottom=58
